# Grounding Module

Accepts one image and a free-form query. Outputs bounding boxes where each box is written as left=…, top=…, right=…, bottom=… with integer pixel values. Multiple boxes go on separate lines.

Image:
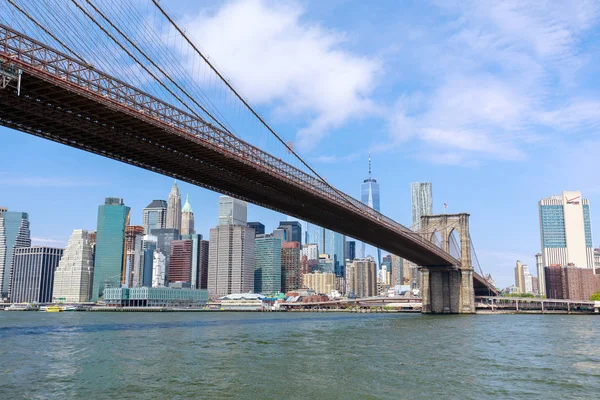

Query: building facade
left=345, top=240, right=356, bottom=261
left=166, top=181, right=182, bottom=232
left=282, top=241, right=301, bottom=293
left=361, top=153, right=381, bottom=264
left=150, top=228, right=180, bottom=276
left=169, top=239, right=193, bottom=285
left=325, top=230, right=345, bottom=277
left=247, top=222, right=265, bottom=236
left=91, top=198, right=130, bottom=302
left=411, top=182, right=433, bottom=231
left=535, top=252, right=545, bottom=296
left=142, top=200, right=167, bottom=234
left=208, top=224, right=255, bottom=297
left=218, top=196, right=247, bottom=226
left=199, top=240, right=209, bottom=290
left=152, top=250, right=167, bottom=288
left=0, top=211, right=31, bottom=298
left=514, top=260, right=525, bottom=293
left=301, top=243, right=319, bottom=261
left=278, top=221, right=302, bottom=243
left=181, top=195, right=195, bottom=235
left=302, top=271, right=336, bottom=295
left=52, top=229, right=94, bottom=303
left=11, top=246, right=63, bottom=303
left=254, top=235, right=282, bottom=294
left=124, top=225, right=144, bottom=288
left=539, top=191, right=593, bottom=269
left=346, top=258, right=377, bottom=298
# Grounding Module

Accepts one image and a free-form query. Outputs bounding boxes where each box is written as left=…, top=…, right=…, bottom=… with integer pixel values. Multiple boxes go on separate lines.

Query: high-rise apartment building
left=278, top=221, right=302, bottom=243
left=208, top=224, right=255, bottom=296
left=124, top=225, right=144, bottom=288
left=514, top=260, right=525, bottom=293
left=539, top=191, right=594, bottom=269
left=535, top=252, right=545, bottom=296
left=52, top=229, right=94, bottom=303
left=346, top=258, right=377, bottom=298
left=254, top=235, right=282, bottom=294
left=142, top=200, right=167, bottom=234
left=247, top=222, right=265, bottom=236
left=218, top=196, right=247, bottom=226
left=301, top=243, right=318, bottom=261
left=302, top=271, right=336, bottom=295
left=181, top=195, right=195, bottom=235
left=361, top=153, right=381, bottom=264
left=11, top=246, right=63, bottom=303
left=281, top=241, right=301, bottom=293
left=0, top=211, right=31, bottom=297
left=411, top=182, right=433, bottom=231
left=166, top=181, right=182, bottom=231
left=91, top=197, right=130, bottom=302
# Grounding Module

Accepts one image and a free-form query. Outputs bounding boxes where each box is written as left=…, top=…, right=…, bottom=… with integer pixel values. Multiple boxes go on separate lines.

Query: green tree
left=590, top=291, right=600, bottom=301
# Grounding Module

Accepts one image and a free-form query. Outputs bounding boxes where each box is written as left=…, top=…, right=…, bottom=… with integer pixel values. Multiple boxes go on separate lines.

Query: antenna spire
left=368, top=150, right=372, bottom=179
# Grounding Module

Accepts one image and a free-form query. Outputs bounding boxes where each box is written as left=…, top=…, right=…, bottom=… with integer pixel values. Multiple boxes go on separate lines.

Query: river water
left=0, top=312, right=599, bottom=399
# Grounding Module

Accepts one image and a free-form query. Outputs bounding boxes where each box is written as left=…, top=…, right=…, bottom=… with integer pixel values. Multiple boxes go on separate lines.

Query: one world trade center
left=361, top=152, right=381, bottom=267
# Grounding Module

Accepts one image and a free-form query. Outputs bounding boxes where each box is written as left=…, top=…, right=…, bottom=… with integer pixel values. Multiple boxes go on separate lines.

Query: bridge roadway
left=0, top=25, right=493, bottom=293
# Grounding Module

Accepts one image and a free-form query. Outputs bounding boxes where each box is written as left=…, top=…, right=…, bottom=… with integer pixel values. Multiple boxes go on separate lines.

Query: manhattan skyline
left=2, top=0, right=600, bottom=289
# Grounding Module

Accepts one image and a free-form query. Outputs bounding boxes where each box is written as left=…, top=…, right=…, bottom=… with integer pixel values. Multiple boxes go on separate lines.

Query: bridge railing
left=0, top=24, right=458, bottom=265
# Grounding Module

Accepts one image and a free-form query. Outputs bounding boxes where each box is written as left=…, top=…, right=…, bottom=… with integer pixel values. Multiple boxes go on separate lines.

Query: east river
left=1, top=312, right=599, bottom=399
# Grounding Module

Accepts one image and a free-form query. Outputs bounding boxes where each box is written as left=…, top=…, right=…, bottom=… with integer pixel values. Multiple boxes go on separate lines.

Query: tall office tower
left=345, top=241, right=356, bottom=261
left=142, top=200, right=167, bottom=234
left=514, top=260, right=525, bottom=293
left=325, top=230, right=345, bottom=277
left=91, top=197, right=130, bottom=302
left=141, top=234, right=157, bottom=287
left=208, top=224, right=255, bottom=296
left=539, top=191, right=594, bottom=269
left=180, top=233, right=204, bottom=289
left=124, top=225, right=144, bottom=287
left=218, top=196, right=247, bottom=226
left=52, top=229, right=94, bottom=303
left=181, top=195, right=195, bottom=235
left=536, top=252, right=545, bottom=296
left=301, top=243, right=319, bottom=261
left=254, top=235, right=282, bottom=294
left=199, top=240, right=209, bottom=290
left=11, top=247, right=63, bottom=303
left=150, top=228, right=180, bottom=276
left=169, top=239, right=193, bottom=285
left=0, top=211, right=31, bottom=298
left=166, top=181, right=182, bottom=231
left=345, top=258, right=377, bottom=298
left=281, top=241, right=301, bottom=293
left=247, top=222, right=265, bottom=236
left=361, top=152, right=381, bottom=265
left=152, top=250, right=166, bottom=288
left=411, top=182, right=433, bottom=231
left=277, top=221, right=302, bottom=243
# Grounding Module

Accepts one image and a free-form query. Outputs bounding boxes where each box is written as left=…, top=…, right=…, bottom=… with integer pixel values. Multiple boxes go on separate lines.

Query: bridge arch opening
left=431, top=230, right=442, bottom=249
left=449, top=229, right=461, bottom=259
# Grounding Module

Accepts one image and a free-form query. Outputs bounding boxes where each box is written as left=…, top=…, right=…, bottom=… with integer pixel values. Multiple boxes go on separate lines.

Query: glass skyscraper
left=411, top=182, right=433, bottom=231
left=539, top=191, right=593, bottom=269
left=361, top=153, right=380, bottom=265
left=91, top=198, right=130, bottom=301
left=11, top=246, right=63, bottom=303
left=0, top=211, right=31, bottom=298
left=254, top=236, right=282, bottom=294
left=325, top=230, right=345, bottom=277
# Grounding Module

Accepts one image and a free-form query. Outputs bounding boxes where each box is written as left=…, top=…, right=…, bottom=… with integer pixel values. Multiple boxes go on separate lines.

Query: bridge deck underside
left=0, top=72, right=455, bottom=267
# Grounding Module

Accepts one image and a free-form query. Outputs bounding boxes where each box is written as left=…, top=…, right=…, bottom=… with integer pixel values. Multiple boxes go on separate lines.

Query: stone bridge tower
left=419, top=213, right=475, bottom=314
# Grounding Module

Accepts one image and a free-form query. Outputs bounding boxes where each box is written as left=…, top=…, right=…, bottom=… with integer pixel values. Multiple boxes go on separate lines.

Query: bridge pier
left=421, top=267, right=474, bottom=313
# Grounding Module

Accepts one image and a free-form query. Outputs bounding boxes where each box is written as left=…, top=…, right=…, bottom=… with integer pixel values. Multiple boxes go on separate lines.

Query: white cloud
left=181, top=0, right=380, bottom=151
left=386, top=0, right=600, bottom=164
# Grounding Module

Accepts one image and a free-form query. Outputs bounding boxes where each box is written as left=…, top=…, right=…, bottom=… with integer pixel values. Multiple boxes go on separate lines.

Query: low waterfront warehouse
left=103, top=287, right=208, bottom=307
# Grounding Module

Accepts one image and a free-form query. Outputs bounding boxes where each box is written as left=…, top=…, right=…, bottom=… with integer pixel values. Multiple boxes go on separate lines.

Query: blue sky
left=2, top=0, right=600, bottom=288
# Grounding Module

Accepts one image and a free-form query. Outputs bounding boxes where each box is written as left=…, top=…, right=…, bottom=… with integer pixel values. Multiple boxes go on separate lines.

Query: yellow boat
left=45, top=305, right=64, bottom=312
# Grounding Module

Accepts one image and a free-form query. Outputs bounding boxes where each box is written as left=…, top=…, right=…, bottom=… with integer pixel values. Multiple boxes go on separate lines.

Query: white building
left=539, top=191, right=594, bottom=269
left=152, top=250, right=166, bottom=288
left=535, top=252, right=545, bottom=296
left=218, top=196, right=247, bottom=226
left=52, top=229, right=94, bottom=303
left=208, top=224, right=255, bottom=297
left=301, top=243, right=318, bottom=260
left=166, top=181, right=182, bottom=231
left=523, top=265, right=534, bottom=294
